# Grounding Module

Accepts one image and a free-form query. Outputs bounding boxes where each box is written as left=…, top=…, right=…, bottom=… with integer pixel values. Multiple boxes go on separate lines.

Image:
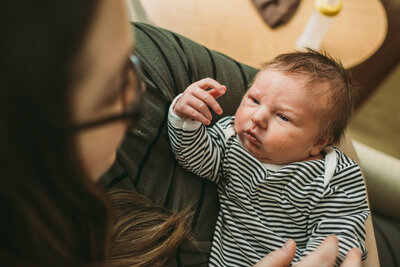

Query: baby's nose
left=251, top=110, right=268, bottom=129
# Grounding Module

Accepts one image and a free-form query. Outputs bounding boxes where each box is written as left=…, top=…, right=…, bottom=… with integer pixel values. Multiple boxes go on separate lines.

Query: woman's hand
left=173, top=78, right=226, bottom=125
left=254, top=235, right=362, bottom=267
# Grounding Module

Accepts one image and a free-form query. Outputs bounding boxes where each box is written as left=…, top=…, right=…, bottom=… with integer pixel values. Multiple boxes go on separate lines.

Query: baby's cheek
left=234, top=113, right=245, bottom=133
left=262, top=131, right=280, bottom=148
left=233, top=120, right=240, bottom=134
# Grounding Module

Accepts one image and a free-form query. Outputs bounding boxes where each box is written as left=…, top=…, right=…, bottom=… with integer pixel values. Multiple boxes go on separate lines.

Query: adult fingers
left=341, top=248, right=361, bottom=267
left=254, top=239, right=297, bottom=267
left=294, top=235, right=338, bottom=267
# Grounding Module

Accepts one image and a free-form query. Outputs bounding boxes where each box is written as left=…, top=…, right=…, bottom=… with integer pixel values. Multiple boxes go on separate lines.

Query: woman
left=1, top=1, right=190, bottom=265
left=0, top=0, right=362, bottom=265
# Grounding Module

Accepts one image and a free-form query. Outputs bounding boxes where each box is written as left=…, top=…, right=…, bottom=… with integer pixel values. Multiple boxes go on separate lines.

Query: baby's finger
left=193, top=88, right=223, bottom=115
left=196, top=77, right=224, bottom=91
left=180, top=105, right=210, bottom=125
left=196, top=78, right=227, bottom=99
left=208, top=85, right=226, bottom=99
left=187, top=97, right=213, bottom=121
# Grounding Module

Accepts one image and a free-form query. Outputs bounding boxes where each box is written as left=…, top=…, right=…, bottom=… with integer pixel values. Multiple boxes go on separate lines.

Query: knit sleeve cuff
left=168, top=94, right=202, bottom=131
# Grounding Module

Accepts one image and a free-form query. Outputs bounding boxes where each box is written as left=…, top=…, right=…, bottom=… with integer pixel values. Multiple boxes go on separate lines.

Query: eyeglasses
left=70, top=54, right=144, bottom=132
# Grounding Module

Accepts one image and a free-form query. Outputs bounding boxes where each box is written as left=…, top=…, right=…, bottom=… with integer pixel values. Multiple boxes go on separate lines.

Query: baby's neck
left=259, top=153, right=324, bottom=165
left=301, top=154, right=324, bottom=162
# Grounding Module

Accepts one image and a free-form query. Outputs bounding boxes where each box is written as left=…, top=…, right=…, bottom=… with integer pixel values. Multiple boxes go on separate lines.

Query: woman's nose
left=251, top=109, right=268, bottom=129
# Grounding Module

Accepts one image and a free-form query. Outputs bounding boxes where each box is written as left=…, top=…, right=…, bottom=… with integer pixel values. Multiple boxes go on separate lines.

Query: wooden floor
left=348, top=64, right=400, bottom=159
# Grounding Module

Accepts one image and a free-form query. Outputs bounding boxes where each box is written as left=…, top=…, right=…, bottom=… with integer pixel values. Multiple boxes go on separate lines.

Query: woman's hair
left=261, top=50, right=356, bottom=145
left=0, top=1, right=192, bottom=265
left=108, top=190, right=194, bottom=267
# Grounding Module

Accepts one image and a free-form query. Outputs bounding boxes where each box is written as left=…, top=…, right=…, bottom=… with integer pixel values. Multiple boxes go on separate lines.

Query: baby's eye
left=251, top=97, right=260, bottom=105
left=278, top=114, right=289, bottom=122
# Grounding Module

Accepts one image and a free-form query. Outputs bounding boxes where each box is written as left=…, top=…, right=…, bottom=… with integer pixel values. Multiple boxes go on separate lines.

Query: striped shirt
left=168, top=105, right=369, bottom=266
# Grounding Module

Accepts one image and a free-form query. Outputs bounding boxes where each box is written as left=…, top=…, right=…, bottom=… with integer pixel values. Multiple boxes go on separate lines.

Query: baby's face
left=234, top=69, right=328, bottom=164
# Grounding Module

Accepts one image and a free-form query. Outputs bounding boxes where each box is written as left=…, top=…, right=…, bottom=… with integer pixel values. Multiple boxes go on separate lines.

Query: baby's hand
left=173, top=78, right=226, bottom=125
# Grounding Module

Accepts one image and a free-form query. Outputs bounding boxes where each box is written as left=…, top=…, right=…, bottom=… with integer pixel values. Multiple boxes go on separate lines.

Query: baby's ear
left=310, top=136, right=333, bottom=156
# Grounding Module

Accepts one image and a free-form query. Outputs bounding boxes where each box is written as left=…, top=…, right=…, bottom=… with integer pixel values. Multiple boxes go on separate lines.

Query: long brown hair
left=0, top=1, right=192, bottom=265
left=108, top=190, right=194, bottom=266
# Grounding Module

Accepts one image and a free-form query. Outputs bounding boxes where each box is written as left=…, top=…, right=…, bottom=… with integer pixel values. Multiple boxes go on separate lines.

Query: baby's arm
left=301, top=162, right=369, bottom=266
left=168, top=78, right=227, bottom=183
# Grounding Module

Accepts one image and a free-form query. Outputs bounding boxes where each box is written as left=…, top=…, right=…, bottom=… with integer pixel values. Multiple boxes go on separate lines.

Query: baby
left=168, top=51, right=369, bottom=266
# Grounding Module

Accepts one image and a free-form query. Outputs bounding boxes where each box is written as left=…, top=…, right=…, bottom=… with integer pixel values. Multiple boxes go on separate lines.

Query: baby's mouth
left=244, top=129, right=260, bottom=145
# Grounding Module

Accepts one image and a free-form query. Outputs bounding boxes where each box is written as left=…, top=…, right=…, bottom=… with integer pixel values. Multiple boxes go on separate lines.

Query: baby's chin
left=239, top=136, right=267, bottom=160
left=237, top=132, right=290, bottom=164
left=239, top=140, right=288, bottom=165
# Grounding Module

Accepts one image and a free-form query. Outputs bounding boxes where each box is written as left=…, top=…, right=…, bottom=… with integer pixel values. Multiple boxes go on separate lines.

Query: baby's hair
left=260, top=49, right=355, bottom=145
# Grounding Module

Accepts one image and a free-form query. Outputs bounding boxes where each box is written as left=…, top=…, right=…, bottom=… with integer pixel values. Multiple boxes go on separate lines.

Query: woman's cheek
left=76, top=121, right=126, bottom=181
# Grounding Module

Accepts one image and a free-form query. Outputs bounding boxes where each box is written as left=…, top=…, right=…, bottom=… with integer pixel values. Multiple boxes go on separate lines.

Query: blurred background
left=349, top=63, right=399, bottom=160
left=347, top=0, right=399, bottom=161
